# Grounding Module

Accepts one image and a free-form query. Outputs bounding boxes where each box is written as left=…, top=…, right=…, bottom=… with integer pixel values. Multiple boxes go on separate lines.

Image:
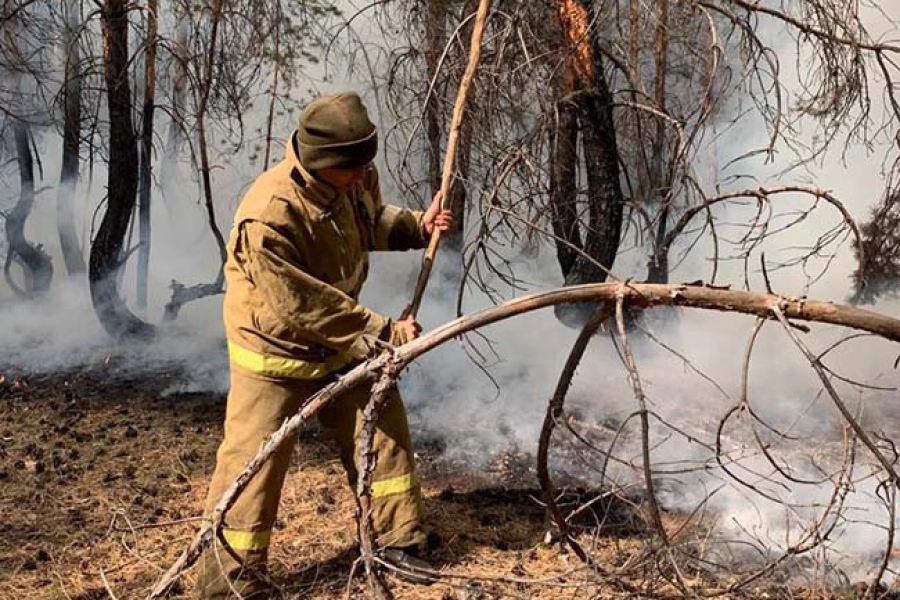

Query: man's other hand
left=422, top=191, right=454, bottom=237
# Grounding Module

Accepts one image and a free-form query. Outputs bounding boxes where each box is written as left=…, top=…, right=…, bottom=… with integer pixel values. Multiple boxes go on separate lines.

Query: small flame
left=0, top=375, right=5, bottom=386
left=104, top=355, right=112, bottom=367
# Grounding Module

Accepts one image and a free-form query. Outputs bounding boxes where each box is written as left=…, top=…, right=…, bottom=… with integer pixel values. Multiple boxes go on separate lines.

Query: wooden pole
left=407, top=0, right=492, bottom=319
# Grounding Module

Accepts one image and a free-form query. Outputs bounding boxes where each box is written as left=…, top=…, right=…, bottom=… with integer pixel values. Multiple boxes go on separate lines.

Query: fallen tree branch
left=537, top=303, right=609, bottom=564
left=397, top=283, right=900, bottom=364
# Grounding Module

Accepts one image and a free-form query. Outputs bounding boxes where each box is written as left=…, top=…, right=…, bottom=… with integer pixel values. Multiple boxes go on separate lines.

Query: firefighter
left=197, top=91, right=452, bottom=599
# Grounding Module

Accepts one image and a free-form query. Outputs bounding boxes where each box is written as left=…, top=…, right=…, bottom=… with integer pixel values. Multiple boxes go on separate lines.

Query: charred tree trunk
left=137, top=0, right=158, bottom=313
left=90, top=0, right=153, bottom=339
left=572, top=67, right=624, bottom=286
left=4, top=121, right=53, bottom=298
left=57, top=0, right=86, bottom=276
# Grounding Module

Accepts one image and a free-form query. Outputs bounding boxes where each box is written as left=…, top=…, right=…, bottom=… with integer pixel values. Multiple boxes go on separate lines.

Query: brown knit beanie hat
left=296, top=92, right=378, bottom=170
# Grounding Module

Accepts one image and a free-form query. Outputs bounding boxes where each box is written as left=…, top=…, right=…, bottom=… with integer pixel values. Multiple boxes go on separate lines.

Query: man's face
left=317, top=165, right=368, bottom=192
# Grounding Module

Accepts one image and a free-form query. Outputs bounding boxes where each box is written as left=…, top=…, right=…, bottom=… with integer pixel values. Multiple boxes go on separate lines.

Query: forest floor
left=0, top=360, right=889, bottom=600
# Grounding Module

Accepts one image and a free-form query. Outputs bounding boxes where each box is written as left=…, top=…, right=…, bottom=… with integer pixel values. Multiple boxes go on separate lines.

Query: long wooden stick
left=408, top=0, right=492, bottom=319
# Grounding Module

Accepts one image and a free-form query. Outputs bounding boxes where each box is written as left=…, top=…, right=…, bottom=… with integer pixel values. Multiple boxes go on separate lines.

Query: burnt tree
left=89, top=0, right=153, bottom=338
left=552, top=0, right=624, bottom=325
left=4, top=120, right=53, bottom=298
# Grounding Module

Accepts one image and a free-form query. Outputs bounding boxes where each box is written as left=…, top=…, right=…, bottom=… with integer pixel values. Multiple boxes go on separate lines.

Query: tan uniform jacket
left=222, top=135, right=427, bottom=378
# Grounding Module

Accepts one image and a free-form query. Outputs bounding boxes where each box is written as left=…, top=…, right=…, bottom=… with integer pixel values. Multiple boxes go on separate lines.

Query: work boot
left=378, top=545, right=437, bottom=585
left=196, top=553, right=275, bottom=600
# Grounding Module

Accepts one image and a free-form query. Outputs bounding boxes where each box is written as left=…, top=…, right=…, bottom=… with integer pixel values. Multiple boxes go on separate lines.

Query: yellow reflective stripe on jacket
left=228, top=341, right=352, bottom=379
left=372, top=473, right=416, bottom=498
left=220, top=528, right=271, bottom=551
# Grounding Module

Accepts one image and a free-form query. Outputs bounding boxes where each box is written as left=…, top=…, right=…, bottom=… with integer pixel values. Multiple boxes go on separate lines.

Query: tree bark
left=90, top=0, right=154, bottom=339
left=57, top=0, right=86, bottom=276
left=647, top=0, right=670, bottom=284
left=574, top=67, right=624, bottom=286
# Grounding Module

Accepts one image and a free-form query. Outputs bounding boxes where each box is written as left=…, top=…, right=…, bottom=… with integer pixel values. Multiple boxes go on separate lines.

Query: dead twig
left=355, top=367, right=396, bottom=600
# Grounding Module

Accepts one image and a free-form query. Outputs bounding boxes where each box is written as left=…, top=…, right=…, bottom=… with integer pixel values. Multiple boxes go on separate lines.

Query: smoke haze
left=1, top=0, right=899, bottom=585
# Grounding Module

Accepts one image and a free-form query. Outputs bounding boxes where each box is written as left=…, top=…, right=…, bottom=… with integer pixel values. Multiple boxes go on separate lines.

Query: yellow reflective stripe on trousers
left=228, top=341, right=352, bottom=379
left=220, top=528, right=271, bottom=551
left=372, top=473, right=416, bottom=498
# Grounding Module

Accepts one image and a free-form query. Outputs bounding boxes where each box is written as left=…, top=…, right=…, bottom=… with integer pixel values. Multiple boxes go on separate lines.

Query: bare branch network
left=148, top=282, right=900, bottom=599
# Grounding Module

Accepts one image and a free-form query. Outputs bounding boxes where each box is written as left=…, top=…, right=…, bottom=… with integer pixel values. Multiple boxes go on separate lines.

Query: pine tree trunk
left=137, top=0, right=158, bottom=313
left=549, top=94, right=580, bottom=278
left=647, top=0, right=670, bottom=284
left=57, top=0, right=86, bottom=276
left=553, top=0, right=625, bottom=327
left=162, top=1, right=188, bottom=178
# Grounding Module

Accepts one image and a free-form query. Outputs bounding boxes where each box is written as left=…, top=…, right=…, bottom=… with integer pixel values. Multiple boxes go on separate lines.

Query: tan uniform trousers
left=196, top=366, right=425, bottom=599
